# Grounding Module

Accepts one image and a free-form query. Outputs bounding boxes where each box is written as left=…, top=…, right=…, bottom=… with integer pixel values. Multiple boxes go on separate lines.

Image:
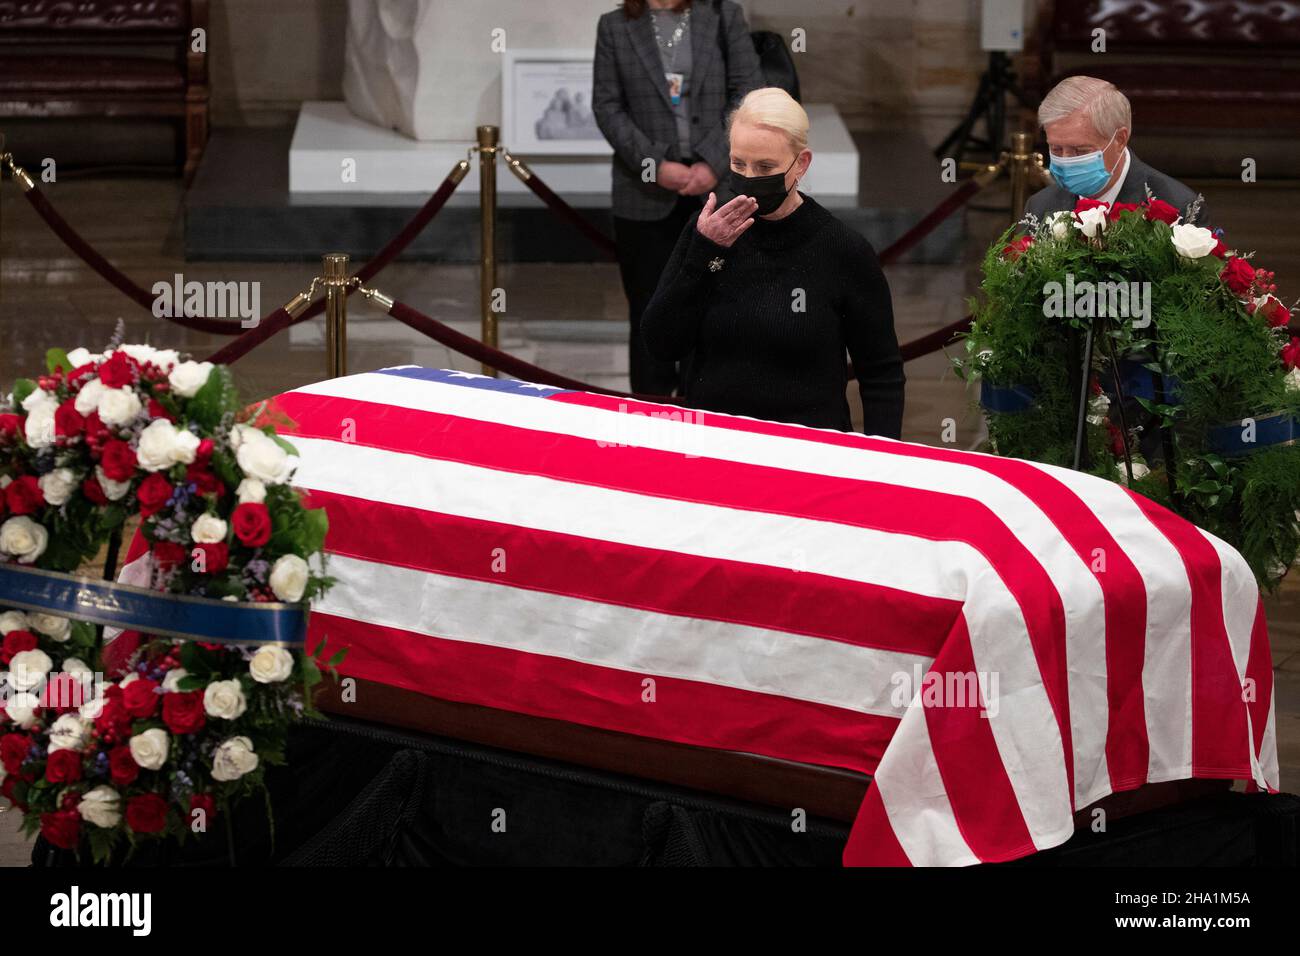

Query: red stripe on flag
left=843, top=783, right=913, bottom=866
left=1127, top=493, right=1252, bottom=778
left=308, top=612, right=900, bottom=775
left=1245, top=597, right=1275, bottom=786
left=302, top=487, right=962, bottom=657
left=922, top=613, right=1037, bottom=861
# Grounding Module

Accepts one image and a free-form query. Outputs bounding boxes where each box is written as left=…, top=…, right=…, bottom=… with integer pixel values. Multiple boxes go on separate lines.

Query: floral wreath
left=0, top=339, right=338, bottom=862
left=961, top=194, right=1300, bottom=588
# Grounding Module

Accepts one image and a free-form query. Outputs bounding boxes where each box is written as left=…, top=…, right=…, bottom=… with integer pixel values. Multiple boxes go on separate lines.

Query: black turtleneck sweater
left=640, top=194, right=905, bottom=437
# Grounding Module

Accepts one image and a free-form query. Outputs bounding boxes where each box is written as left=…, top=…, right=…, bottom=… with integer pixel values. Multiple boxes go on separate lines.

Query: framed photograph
left=502, top=48, right=612, bottom=156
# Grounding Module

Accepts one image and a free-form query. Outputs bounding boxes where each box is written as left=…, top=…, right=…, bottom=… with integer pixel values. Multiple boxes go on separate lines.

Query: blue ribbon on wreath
left=0, top=562, right=306, bottom=646
left=1207, top=413, right=1300, bottom=458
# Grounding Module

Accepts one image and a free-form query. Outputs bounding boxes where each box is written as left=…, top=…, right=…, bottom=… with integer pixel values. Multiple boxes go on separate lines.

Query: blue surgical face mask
left=1049, top=132, right=1119, bottom=197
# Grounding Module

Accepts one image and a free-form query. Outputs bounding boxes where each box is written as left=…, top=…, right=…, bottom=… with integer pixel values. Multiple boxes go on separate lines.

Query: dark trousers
left=614, top=196, right=700, bottom=396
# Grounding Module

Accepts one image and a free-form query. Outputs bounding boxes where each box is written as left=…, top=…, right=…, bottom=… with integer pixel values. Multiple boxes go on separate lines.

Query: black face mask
left=726, top=160, right=796, bottom=216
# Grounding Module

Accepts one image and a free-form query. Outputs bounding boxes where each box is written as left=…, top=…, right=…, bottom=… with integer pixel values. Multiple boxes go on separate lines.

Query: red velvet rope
left=205, top=307, right=297, bottom=364
left=513, top=171, right=618, bottom=260
left=876, top=178, right=984, bottom=266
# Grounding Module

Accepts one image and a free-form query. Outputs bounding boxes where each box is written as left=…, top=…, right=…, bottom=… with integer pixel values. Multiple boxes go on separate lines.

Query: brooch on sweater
left=708, top=257, right=724, bottom=272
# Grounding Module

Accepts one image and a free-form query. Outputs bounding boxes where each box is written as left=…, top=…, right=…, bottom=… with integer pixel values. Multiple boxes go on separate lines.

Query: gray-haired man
left=1026, top=75, right=1209, bottom=227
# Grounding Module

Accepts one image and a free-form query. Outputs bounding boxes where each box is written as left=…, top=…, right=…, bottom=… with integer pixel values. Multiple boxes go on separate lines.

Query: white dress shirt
left=1093, top=148, right=1131, bottom=205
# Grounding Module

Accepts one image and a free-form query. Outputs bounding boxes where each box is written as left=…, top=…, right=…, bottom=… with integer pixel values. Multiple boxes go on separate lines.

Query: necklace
left=650, top=7, right=691, bottom=72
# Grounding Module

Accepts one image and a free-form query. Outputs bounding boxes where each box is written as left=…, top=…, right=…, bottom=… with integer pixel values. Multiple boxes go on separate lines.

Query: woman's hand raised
left=695, top=192, right=758, bottom=248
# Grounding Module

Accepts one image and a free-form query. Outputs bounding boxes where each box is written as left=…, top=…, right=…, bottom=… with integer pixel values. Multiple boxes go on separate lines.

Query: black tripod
left=935, top=51, right=1031, bottom=165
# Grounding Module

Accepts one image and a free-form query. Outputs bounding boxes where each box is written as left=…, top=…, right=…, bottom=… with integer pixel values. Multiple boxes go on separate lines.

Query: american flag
left=259, top=366, right=1277, bottom=866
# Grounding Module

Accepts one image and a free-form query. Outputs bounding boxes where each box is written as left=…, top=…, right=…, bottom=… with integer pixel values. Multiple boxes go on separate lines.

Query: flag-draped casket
left=262, top=366, right=1278, bottom=866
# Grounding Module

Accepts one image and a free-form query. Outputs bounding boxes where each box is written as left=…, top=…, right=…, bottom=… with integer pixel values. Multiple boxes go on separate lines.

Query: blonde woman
left=641, top=87, right=905, bottom=436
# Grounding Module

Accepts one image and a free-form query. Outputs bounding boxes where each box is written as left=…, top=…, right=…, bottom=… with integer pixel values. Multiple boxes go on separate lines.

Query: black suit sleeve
left=842, top=239, right=905, bottom=439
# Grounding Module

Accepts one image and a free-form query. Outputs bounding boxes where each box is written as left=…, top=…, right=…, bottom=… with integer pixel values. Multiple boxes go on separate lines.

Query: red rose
left=1220, top=257, right=1256, bottom=295
left=68, top=362, right=98, bottom=385
left=44, top=748, right=82, bottom=784
left=1260, top=297, right=1292, bottom=329
left=1, top=733, right=30, bottom=774
left=189, top=792, right=217, bottom=825
left=1283, top=337, right=1300, bottom=370
left=94, top=698, right=132, bottom=743
left=136, top=473, right=173, bottom=516
left=231, top=502, right=272, bottom=547
left=39, top=673, right=87, bottom=715
left=121, top=677, right=160, bottom=719
left=1107, top=201, right=1140, bottom=221
left=1143, top=198, right=1180, bottom=224
left=54, top=399, right=84, bottom=439
left=195, top=438, right=215, bottom=462
left=1211, top=238, right=1229, bottom=258
left=185, top=462, right=224, bottom=497
left=100, top=438, right=138, bottom=481
left=108, top=744, right=140, bottom=786
left=82, top=411, right=108, bottom=445
left=0, top=413, right=22, bottom=441
left=4, top=475, right=44, bottom=515
left=162, top=690, right=206, bottom=735
left=147, top=398, right=175, bottom=422
left=1074, top=197, right=1109, bottom=215
left=125, top=792, right=169, bottom=834
left=1, top=629, right=38, bottom=665
left=40, top=808, right=82, bottom=850
left=1001, top=234, right=1033, bottom=261
left=82, top=476, right=109, bottom=506
left=97, top=350, right=138, bottom=389
left=192, top=541, right=229, bottom=574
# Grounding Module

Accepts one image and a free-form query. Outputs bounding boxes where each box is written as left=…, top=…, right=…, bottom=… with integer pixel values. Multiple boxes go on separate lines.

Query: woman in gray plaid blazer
left=593, top=0, right=763, bottom=395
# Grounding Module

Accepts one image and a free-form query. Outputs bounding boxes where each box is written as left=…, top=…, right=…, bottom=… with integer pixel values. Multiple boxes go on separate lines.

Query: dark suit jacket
left=1025, top=151, right=1210, bottom=227
left=593, top=0, right=764, bottom=221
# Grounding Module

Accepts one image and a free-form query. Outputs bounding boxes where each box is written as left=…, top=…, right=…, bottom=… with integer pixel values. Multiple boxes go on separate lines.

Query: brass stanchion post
left=477, top=125, right=499, bottom=377
left=1008, top=130, right=1045, bottom=226
left=322, top=252, right=349, bottom=379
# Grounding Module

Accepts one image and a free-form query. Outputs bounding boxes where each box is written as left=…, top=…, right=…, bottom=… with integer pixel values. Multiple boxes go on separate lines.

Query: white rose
left=211, top=736, right=259, bottom=782
left=95, top=465, right=131, bottom=501
left=78, top=695, right=107, bottom=721
left=235, top=478, right=266, bottom=504
left=1170, top=222, right=1216, bottom=259
left=62, top=657, right=92, bottom=684
left=129, top=727, right=170, bottom=771
left=0, top=610, right=29, bottom=635
left=269, top=554, right=309, bottom=603
left=168, top=360, right=214, bottom=398
left=1285, top=367, right=1300, bottom=394
left=96, top=386, right=143, bottom=427
left=1050, top=211, right=1072, bottom=240
left=38, top=468, right=79, bottom=506
left=7, top=648, right=51, bottom=692
left=161, top=667, right=189, bottom=693
left=203, top=679, right=247, bottom=720
left=136, top=419, right=199, bottom=471
left=66, top=347, right=94, bottom=368
left=48, top=712, right=88, bottom=752
left=1073, top=205, right=1110, bottom=239
left=249, top=645, right=294, bottom=684
left=73, top=377, right=106, bottom=416
left=191, top=513, right=228, bottom=544
left=23, top=403, right=56, bottom=449
left=30, top=612, right=71, bottom=642
left=78, top=786, right=122, bottom=828
left=20, top=387, right=57, bottom=414
left=235, top=429, right=293, bottom=485
left=122, top=344, right=180, bottom=371
left=0, top=515, right=49, bottom=564
left=4, top=692, right=40, bottom=729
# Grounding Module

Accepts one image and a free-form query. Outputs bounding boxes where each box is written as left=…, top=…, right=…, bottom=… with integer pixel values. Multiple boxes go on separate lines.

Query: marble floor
left=1, top=172, right=1298, bottom=865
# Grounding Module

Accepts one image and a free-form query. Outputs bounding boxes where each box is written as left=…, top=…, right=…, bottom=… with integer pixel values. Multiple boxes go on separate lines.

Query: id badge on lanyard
left=665, top=71, right=684, bottom=106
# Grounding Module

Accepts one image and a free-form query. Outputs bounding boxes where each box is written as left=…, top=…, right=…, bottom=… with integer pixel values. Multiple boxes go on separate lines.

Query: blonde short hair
left=728, top=87, right=809, bottom=154
left=1038, top=76, right=1132, bottom=139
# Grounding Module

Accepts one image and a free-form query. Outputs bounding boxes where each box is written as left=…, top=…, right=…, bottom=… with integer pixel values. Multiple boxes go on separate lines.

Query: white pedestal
left=288, top=100, right=858, bottom=203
